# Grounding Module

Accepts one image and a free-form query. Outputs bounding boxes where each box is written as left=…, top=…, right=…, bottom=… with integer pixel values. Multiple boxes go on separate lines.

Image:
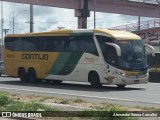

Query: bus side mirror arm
left=105, top=42, right=121, bottom=56
left=144, top=44, right=155, bottom=57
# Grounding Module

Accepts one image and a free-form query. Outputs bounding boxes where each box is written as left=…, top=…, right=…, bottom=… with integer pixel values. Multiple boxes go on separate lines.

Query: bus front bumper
left=116, top=74, right=149, bottom=85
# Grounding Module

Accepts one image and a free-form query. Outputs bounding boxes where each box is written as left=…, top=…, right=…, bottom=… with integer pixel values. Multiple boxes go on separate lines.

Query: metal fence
left=109, top=19, right=160, bottom=32
left=129, top=0, right=159, bottom=4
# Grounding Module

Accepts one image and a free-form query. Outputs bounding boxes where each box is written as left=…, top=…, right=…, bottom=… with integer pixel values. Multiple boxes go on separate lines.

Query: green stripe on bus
left=48, top=52, right=72, bottom=75
left=57, top=52, right=83, bottom=75
left=48, top=52, right=83, bottom=75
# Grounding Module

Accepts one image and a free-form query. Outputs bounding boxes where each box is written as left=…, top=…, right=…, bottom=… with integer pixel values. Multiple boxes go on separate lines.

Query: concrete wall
left=134, top=27, right=160, bottom=43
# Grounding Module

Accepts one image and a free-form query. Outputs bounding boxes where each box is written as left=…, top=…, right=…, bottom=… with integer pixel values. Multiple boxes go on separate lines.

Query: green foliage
left=0, top=92, right=59, bottom=111
left=0, top=92, right=11, bottom=106
left=0, top=100, right=58, bottom=111
left=65, top=117, right=74, bottom=120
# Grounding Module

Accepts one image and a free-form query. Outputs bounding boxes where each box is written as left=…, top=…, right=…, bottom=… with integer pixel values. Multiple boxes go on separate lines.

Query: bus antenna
left=57, top=27, right=65, bottom=30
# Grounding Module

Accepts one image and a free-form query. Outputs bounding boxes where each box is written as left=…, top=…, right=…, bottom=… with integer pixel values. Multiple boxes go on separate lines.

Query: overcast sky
left=0, top=1, right=158, bottom=36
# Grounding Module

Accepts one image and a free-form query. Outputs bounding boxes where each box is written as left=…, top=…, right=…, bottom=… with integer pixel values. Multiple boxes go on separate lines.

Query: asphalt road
left=0, top=76, right=160, bottom=108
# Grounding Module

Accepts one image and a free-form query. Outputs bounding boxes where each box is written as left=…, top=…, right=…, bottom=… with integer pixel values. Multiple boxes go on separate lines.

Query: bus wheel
left=89, top=72, right=102, bottom=88
left=117, top=85, right=126, bottom=88
left=18, top=68, right=27, bottom=82
left=28, top=68, right=37, bottom=83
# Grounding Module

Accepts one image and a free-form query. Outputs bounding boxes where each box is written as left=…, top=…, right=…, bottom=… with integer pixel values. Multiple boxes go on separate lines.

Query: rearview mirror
left=105, top=42, right=121, bottom=56
left=144, top=44, right=155, bottom=56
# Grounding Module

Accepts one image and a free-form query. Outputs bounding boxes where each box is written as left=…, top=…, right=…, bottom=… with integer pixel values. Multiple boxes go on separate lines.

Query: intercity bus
left=4, top=29, right=155, bottom=88
left=147, top=41, right=160, bottom=82
left=147, top=40, right=160, bottom=72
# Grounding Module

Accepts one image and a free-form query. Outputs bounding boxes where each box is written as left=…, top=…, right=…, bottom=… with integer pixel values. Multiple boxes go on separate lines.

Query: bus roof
left=93, top=29, right=141, bottom=40
left=5, top=29, right=141, bottom=40
left=5, top=29, right=73, bottom=37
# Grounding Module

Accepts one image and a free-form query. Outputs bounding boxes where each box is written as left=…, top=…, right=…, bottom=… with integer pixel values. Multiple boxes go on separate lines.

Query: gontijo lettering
left=22, top=54, right=48, bottom=60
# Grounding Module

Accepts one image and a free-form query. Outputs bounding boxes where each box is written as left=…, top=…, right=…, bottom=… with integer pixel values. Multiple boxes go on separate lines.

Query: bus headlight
left=117, top=71, right=125, bottom=76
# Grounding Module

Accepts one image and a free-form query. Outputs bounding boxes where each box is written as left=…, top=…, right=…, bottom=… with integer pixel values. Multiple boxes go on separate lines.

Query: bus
left=147, top=40, right=160, bottom=72
left=4, top=29, right=155, bottom=88
left=147, top=40, right=160, bottom=82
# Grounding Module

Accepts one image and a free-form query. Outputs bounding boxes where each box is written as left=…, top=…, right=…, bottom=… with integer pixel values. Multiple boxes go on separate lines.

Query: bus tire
left=28, top=68, right=37, bottom=83
left=18, top=68, right=27, bottom=82
left=117, top=85, right=126, bottom=88
left=88, top=72, right=102, bottom=88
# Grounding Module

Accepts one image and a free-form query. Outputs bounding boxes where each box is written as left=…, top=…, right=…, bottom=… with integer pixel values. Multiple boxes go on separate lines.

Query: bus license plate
left=134, top=80, right=139, bottom=84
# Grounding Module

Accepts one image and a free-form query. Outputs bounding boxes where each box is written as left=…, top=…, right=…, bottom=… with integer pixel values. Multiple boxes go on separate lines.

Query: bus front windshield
left=117, top=40, right=147, bottom=71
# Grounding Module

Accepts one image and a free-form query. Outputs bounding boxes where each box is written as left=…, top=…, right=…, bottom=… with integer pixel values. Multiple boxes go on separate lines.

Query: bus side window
left=64, top=37, right=70, bottom=51
left=41, top=40, right=46, bottom=51
left=13, top=38, right=23, bottom=51
left=157, top=54, right=160, bottom=68
left=5, top=37, right=13, bottom=51
left=68, top=36, right=77, bottom=52
left=148, top=53, right=160, bottom=72
left=23, top=40, right=29, bottom=51
left=49, top=40, right=55, bottom=52
left=69, top=36, right=90, bottom=52
left=87, top=39, right=98, bottom=56
left=79, top=39, right=88, bottom=52
left=155, top=53, right=160, bottom=72
left=29, top=37, right=37, bottom=51
left=78, top=36, right=89, bottom=52
left=54, top=39, right=64, bottom=52
left=76, top=35, right=98, bottom=55
left=69, top=40, right=77, bottom=51
left=102, top=44, right=117, bottom=66
left=147, top=54, right=154, bottom=67
left=96, top=35, right=114, bottom=43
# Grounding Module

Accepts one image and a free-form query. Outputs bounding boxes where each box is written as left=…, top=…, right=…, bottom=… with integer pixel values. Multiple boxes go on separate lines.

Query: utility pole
left=1, top=1, right=3, bottom=61
left=138, top=16, right=140, bottom=30
left=13, top=10, right=26, bottom=34
left=30, top=4, right=33, bottom=33
left=13, top=12, right=15, bottom=34
left=94, top=0, right=96, bottom=29
left=3, top=29, right=9, bottom=35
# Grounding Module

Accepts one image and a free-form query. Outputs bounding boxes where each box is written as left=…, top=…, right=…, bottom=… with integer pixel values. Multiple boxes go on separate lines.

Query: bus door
left=102, top=44, right=118, bottom=84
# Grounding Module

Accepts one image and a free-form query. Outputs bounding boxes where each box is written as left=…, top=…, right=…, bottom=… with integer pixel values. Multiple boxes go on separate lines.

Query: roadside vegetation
left=0, top=92, right=57, bottom=111
left=1, top=91, right=159, bottom=120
